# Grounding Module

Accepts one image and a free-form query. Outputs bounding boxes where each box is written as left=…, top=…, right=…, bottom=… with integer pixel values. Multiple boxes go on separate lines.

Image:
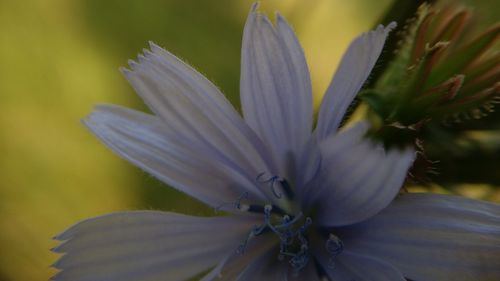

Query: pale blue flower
left=53, top=4, right=500, bottom=281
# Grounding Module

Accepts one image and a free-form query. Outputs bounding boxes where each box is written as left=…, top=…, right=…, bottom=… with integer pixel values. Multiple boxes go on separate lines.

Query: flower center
left=219, top=175, right=344, bottom=275
left=238, top=204, right=313, bottom=273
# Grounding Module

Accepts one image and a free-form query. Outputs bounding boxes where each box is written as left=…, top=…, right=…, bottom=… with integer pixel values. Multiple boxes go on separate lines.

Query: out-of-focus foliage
left=0, top=0, right=392, bottom=280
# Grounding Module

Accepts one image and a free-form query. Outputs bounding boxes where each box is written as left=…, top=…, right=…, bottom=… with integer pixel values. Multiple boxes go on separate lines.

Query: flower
left=52, top=3, right=500, bottom=281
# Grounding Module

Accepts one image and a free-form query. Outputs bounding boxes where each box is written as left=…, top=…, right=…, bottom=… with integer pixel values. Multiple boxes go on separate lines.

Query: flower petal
left=122, top=42, right=279, bottom=200
left=301, top=122, right=369, bottom=201
left=316, top=23, right=396, bottom=140
left=287, top=263, right=322, bottom=281
left=236, top=249, right=289, bottom=281
left=52, top=211, right=259, bottom=281
left=234, top=247, right=324, bottom=281
left=310, top=123, right=415, bottom=226
left=84, top=105, right=269, bottom=208
left=295, top=135, right=322, bottom=197
left=315, top=250, right=405, bottom=281
left=240, top=4, right=313, bottom=178
left=311, top=230, right=405, bottom=281
left=201, top=235, right=277, bottom=281
left=337, top=252, right=405, bottom=281
left=338, top=193, right=500, bottom=281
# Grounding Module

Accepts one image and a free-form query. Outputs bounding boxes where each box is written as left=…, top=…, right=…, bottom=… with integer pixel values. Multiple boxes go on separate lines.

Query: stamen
left=246, top=204, right=287, bottom=216
left=215, top=192, right=287, bottom=216
left=214, top=191, right=249, bottom=211
left=236, top=205, right=274, bottom=254
left=325, top=233, right=344, bottom=268
left=226, top=192, right=313, bottom=274
left=274, top=212, right=303, bottom=229
left=277, top=215, right=312, bottom=274
left=256, top=172, right=295, bottom=199
left=289, top=244, right=310, bottom=273
left=257, top=172, right=282, bottom=198
left=241, top=204, right=314, bottom=273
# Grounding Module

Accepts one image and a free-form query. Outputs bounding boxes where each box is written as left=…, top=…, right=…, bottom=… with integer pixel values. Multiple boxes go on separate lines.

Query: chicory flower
left=52, top=3, right=500, bottom=281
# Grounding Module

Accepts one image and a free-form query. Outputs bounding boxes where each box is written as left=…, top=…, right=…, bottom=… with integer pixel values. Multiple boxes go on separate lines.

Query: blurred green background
left=0, top=0, right=497, bottom=280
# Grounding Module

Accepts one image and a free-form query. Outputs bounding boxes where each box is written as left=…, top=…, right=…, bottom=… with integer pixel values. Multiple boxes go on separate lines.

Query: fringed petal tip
left=51, top=258, right=64, bottom=270
left=379, top=21, right=397, bottom=33
left=250, top=2, right=259, bottom=13
left=50, top=272, right=61, bottom=281
left=364, top=22, right=397, bottom=39
left=387, top=21, right=397, bottom=30
left=248, top=2, right=290, bottom=25
left=148, top=41, right=165, bottom=56
left=52, top=230, right=70, bottom=242
left=248, top=2, right=280, bottom=23
left=117, top=41, right=168, bottom=75
left=51, top=246, right=63, bottom=254
left=80, top=105, right=116, bottom=135
left=51, top=238, right=74, bottom=255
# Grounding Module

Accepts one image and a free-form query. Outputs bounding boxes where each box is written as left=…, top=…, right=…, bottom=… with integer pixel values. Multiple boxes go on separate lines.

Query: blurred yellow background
left=0, top=0, right=496, bottom=280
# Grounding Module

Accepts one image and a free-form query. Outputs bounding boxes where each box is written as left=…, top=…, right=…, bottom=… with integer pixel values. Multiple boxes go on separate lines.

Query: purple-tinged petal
left=240, top=4, right=313, bottom=179
left=122, top=42, right=279, bottom=201
left=52, top=211, right=260, bottom=281
left=311, top=231, right=405, bottom=281
left=287, top=263, right=322, bottom=281
left=308, top=123, right=415, bottom=226
left=336, top=252, right=405, bottom=281
left=338, top=193, right=500, bottom=281
left=201, top=235, right=276, bottom=281
left=236, top=249, right=289, bottom=281
left=200, top=254, right=231, bottom=281
left=301, top=122, right=369, bottom=201
left=84, top=105, right=268, bottom=208
left=295, top=135, right=322, bottom=197
left=316, top=251, right=405, bottom=281
left=316, top=23, right=397, bottom=140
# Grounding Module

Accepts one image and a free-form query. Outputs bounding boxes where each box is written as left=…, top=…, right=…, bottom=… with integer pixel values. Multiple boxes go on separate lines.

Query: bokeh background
left=0, top=0, right=497, bottom=280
